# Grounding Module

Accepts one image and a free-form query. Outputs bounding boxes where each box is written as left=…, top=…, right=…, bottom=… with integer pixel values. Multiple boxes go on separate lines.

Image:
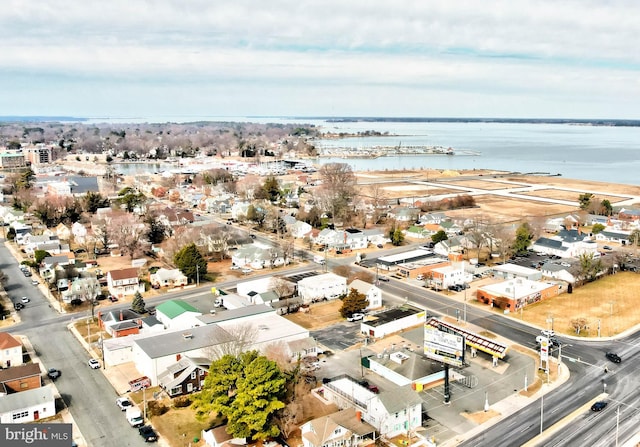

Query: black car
left=138, top=425, right=158, bottom=443
left=13, top=302, right=24, bottom=311
left=591, top=401, right=608, bottom=412
left=606, top=352, right=621, bottom=363
left=47, top=368, right=61, bottom=380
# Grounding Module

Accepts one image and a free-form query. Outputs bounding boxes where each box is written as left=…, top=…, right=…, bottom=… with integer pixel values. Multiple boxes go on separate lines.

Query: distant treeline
left=313, top=117, right=640, bottom=127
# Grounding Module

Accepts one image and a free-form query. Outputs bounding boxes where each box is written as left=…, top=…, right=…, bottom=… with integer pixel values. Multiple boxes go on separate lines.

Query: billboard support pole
left=444, top=363, right=451, bottom=404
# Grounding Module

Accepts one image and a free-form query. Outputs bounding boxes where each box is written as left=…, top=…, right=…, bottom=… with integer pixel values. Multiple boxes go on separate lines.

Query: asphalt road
left=1, top=242, right=151, bottom=447
left=369, top=270, right=640, bottom=446
left=4, top=236, right=640, bottom=447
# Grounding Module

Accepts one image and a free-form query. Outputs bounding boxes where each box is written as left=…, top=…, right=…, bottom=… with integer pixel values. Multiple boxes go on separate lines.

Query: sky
left=1, top=0, right=639, bottom=120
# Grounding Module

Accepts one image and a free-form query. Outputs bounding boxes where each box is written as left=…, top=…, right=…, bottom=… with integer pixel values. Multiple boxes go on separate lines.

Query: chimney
left=355, top=411, right=362, bottom=422
left=119, top=310, right=123, bottom=321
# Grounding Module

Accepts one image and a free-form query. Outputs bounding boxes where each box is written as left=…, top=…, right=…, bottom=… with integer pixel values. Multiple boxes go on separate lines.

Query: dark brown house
left=157, top=357, right=209, bottom=397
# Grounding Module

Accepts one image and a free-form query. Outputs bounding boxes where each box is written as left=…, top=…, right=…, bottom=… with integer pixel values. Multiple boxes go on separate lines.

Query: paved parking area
left=312, top=321, right=364, bottom=351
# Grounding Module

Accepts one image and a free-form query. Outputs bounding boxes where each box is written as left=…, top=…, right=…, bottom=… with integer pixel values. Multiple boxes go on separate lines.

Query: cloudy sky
left=1, top=0, right=639, bottom=119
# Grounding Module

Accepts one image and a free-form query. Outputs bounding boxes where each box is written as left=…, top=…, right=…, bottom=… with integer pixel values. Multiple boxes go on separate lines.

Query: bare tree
left=206, top=323, right=259, bottom=359
left=571, top=317, right=589, bottom=335
left=108, top=213, right=147, bottom=259
left=318, top=163, right=356, bottom=224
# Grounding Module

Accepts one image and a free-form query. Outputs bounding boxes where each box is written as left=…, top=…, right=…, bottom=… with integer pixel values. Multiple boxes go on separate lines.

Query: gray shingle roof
left=377, top=385, right=423, bottom=414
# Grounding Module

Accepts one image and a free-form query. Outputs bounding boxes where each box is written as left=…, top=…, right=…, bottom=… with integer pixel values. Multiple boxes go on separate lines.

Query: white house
left=0, top=332, right=23, bottom=368
left=290, top=220, right=313, bottom=239
left=347, top=279, right=382, bottom=309
left=297, top=273, right=347, bottom=304
left=0, top=385, right=56, bottom=423
left=321, top=376, right=422, bottom=438
left=107, top=267, right=144, bottom=298
left=531, top=229, right=599, bottom=259
left=231, top=242, right=287, bottom=270
left=150, top=268, right=188, bottom=288
left=71, top=221, right=88, bottom=244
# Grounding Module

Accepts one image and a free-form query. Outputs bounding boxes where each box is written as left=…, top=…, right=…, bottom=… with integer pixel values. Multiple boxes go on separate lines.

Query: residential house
left=231, top=201, right=251, bottom=220
left=531, top=229, right=599, bottom=258
left=156, top=300, right=203, bottom=331
left=618, top=207, right=640, bottom=221
left=297, top=273, right=347, bottom=304
left=231, top=242, right=287, bottom=270
left=150, top=268, right=188, bottom=289
left=301, top=408, right=376, bottom=447
left=98, top=309, right=144, bottom=337
left=60, top=276, right=101, bottom=304
left=433, top=236, right=467, bottom=257
left=71, top=221, right=88, bottom=244
left=106, top=267, right=144, bottom=298
left=347, top=279, right=382, bottom=310
left=387, top=206, right=420, bottom=222
left=0, top=364, right=42, bottom=394
left=321, top=376, right=422, bottom=438
left=0, top=333, right=22, bottom=368
left=158, top=356, right=210, bottom=397
left=0, top=384, right=55, bottom=423
left=201, top=426, right=246, bottom=447
left=0, top=207, right=25, bottom=227
left=55, top=223, right=71, bottom=241
left=595, top=229, right=630, bottom=245
left=404, top=225, right=431, bottom=239
left=289, top=220, right=312, bottom=239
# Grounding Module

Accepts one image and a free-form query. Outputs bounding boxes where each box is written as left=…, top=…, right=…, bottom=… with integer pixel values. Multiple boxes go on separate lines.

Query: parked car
left=591, top=401, right=608, bottom=412
left=88, top=358, right=101, bottom=369
left=31, top=280, right=39, bottom=286
left=230, top=265, right=241, bottom=270
left=21, top=296, right=30, bottom=303
left=603, top=245, right=613, bottom=250
left=416, top=274, right=424, bottom=281
left=138, top=425, right=158, bottom=443
left=242, top=268, right=253, bottom=274
left=13, top=302, right=24, bottom=311
left=606, top=352, right=621, bottom=363
left=378, top=276, right=390, bottom=282
left=116, top=397, right=133, bottom=411
left=108, top=295, right=118, bottom=302
left=367, top=384, right=380, bottom=393
left=377, top=244, right=384, bottom=249
left=47, top=368, right=61, bottom=380
left=23, top=270, right=32, bottom=277
left=347, top=313, right=365, bottom=322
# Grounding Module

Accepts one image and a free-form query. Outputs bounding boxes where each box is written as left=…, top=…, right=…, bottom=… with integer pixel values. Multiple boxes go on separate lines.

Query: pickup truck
left=126, top=407, right=144, bottom=428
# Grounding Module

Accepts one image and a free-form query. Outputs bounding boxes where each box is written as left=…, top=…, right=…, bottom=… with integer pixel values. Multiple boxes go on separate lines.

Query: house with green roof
left=156, top=299, right=202, bottom=331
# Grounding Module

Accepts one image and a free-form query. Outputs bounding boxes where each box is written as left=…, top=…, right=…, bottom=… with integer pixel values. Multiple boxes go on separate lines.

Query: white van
left=314, top=255, right=326, bottom=265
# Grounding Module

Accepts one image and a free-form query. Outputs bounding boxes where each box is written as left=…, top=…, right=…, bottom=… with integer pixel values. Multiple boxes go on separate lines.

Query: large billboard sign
left=424, top=325, right=465, bottom=367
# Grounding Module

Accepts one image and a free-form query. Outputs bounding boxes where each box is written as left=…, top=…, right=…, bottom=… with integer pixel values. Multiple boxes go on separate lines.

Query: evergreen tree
left=513, top=223, right=533, bottom=254
left=194, top=351, right=286, bottom=441
left=131, top=291, right=146, bottom=314
left=432, top=230, right=448, bottom=244
left=173, top=243, right=207, bottom=283
left=340, top=288, right=369, bottom=318
left=390, top=228, right=405, bottom=246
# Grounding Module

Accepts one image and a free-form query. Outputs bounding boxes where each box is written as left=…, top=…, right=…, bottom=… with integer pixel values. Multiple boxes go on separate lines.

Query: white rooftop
left=479, top=278, right=555, bottom=299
